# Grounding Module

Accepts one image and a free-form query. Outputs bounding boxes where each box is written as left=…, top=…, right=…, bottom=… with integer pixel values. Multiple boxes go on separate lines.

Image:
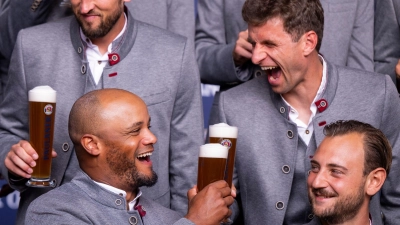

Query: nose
left=78, top=0, right=95, bottom=14
left=308, top=170, right=328, bottom=190
left=251, top=43, right=268, bottom=65
left=142, top=129, right=157, bottom=146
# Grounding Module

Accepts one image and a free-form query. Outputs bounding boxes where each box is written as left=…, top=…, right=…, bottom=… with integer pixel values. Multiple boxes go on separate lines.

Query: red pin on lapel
left=108, top=53, right=120, bottom=66
left=315, top=99, right=328, bottom=113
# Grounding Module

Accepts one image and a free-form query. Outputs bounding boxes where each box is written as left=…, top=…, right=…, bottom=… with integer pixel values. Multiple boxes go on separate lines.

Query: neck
left=282, top=53, right=323, bottom=124
left=90, top=13, right=125, bottom=55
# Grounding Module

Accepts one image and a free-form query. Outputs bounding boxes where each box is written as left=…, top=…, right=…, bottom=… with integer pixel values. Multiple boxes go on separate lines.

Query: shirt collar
left=92, top=180, right=142, bottom=210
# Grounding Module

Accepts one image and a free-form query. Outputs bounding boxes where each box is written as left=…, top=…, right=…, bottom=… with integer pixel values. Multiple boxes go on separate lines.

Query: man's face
left=71, top=0, right=125, bottom=39
left=99, top=98, right=158, bottom=190
left=307, top=133, right=369, bottom=224
left=248, top=17, right=307, bottom=95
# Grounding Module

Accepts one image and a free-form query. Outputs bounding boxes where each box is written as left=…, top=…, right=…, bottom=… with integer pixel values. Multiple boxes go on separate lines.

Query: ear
left=81, top=134, right=101, bottom=156
left=302, top=31, right=318, bottom=57
left=365, top=168, right=387, bottom=196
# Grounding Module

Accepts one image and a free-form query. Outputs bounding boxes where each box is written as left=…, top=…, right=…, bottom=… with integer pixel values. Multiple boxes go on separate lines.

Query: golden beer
left=26, top=86, right=56, bottom=187
left=209, top=123, right=238, bottom=188
left=197, top=144, right=228, bottom=191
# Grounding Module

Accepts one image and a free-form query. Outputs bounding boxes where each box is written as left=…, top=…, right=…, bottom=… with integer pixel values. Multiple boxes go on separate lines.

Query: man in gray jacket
left=0, top=0, right=195, bottom=103
left=216, top=0, right=400, bottom=224
left=1, top=0, right=203, bottom=223
left=196, top=0, right=374, bottom=126
left=25, top=89, right=233, bottom=225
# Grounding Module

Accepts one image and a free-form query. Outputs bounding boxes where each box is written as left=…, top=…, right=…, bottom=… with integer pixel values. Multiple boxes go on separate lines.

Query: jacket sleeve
left=379, top=75, right=400, bottom=224
left=346, top=0, right=374, bottom=72
left=374, top=0, right=400, bottom=83
left=195, top=0, right=252, bottom=85
left=167, top=0, right=195, bottom=46
left=0, top=30, right=31, bottom=191
left=0, top=0, right=59, bottom=98
left=169, top=39, right=204, bottom=215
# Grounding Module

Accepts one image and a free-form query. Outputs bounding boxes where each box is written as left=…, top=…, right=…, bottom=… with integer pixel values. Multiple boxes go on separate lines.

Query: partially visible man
left=308, top=120, right=392, bottom=225
left=374, top=0, right=400, bottom=86
left=25, top=89, right=233, bottom=224
left=215, top=0, right=400, bottom=224
left=0, top=0, right=194, bottom=102
left=1, top=0, right=203, bottom=223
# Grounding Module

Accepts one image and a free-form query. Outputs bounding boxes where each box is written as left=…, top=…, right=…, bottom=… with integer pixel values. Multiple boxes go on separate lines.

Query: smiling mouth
left=137, top=152, right=152, bottom=162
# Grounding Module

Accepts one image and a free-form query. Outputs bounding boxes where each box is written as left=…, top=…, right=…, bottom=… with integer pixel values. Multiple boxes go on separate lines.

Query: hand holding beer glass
left=26, top=86, right=56, bottom=187
left=209, top=123, right=238, bottom=188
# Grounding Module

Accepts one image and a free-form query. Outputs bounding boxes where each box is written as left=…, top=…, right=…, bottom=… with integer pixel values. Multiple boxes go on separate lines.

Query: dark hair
left=323, top=120, right=392, bottom=175
left=242, top=0, right=324, bottom=51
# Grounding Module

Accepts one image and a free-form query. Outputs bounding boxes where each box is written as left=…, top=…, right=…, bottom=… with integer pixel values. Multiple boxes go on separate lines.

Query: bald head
left=68, top=89, right=147, bottom=159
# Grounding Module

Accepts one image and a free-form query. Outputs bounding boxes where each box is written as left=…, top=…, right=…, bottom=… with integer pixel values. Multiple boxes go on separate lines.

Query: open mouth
left=261, top=66, right=281, bottom=81
left=137, top=152, right=152, bottom=162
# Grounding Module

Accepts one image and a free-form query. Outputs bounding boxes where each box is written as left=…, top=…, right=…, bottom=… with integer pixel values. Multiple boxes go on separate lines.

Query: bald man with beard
left=25, top=89, right=234, bottom=225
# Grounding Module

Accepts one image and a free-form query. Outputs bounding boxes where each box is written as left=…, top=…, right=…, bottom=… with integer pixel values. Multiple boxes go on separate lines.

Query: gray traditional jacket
left=25, top=170, right=195, bottom=225
left=217, top=61, right=400, bottom=225
left=0, top=8, right=203, bottom=224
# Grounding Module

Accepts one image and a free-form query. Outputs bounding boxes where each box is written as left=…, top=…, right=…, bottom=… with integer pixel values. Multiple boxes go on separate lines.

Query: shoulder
left=20, top=16, right=72, bottom=37
left=134, top=19, right=187, bottom=46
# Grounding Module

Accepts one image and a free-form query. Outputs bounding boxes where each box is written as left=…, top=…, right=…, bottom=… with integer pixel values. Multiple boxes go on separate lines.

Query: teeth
left=137, top=152, right=152, bottom=158
left=261, top=66, right=278, bottom=70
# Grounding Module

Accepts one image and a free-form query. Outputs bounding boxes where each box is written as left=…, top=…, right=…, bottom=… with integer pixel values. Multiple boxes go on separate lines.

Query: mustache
left=75, top=9, right=102, bottom=17
left=311, top=188, right=338, bottom=198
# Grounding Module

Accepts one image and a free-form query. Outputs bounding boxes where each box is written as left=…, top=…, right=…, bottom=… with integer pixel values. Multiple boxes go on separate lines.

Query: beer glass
left=209, top=123, right=238, bottom=188
left=197, top=144, right=229, bottom=191
left=26, top=86, right=56, bottom=187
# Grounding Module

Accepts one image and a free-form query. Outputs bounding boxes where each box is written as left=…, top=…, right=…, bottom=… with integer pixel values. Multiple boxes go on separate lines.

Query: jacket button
left=115, top=199, right=122, bottom=206
left=276, top=201, right=284, bottom=210
left=255, top=70, right=263, bottom=77
left=280, top=107, right=285, bottom=113
left=282, top=165, right=290, bottom=174
left=62, top=143, right=69, bottom=152
left=81, top=65, right=86, bottom=74
left=308, top=214, right=314, bottom=219
left=129, top=216, right=138, bottom=225
left=287, top=130, right=294, bottom=139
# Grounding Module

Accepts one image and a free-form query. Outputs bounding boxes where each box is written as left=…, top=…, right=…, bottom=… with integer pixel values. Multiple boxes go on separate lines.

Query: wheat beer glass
left=197, top=143, right=229, bottom=191
left=26, top=86, right=56, bottom=187
left=209, top=123, right=238, bottom=188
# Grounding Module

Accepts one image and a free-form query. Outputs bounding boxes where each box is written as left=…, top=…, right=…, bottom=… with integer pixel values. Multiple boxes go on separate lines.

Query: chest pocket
left=140, top=88, right=171, bottom=107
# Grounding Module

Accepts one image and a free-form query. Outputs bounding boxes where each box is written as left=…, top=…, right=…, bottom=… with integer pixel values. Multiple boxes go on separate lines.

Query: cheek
left=307, top=172, right=315, bottom=186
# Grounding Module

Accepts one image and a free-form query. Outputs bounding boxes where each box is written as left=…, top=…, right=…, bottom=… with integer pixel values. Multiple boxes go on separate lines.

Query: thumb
left=187, top=185, right=198, bottom=202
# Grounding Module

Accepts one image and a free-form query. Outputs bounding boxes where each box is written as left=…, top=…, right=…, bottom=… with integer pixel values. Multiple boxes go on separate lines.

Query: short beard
left=106, top=145, right=158, bottom=190
left=75, top=4, right=124, bottom=39
left=310, top=185, right=365, bottom=224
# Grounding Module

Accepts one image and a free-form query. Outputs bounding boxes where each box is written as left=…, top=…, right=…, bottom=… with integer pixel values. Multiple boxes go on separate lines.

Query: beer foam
left=199, top=144, right=229, bottom=158
left=209, top=123, right=238, bottom=138
left=29, top=86, right=56, bottom=103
